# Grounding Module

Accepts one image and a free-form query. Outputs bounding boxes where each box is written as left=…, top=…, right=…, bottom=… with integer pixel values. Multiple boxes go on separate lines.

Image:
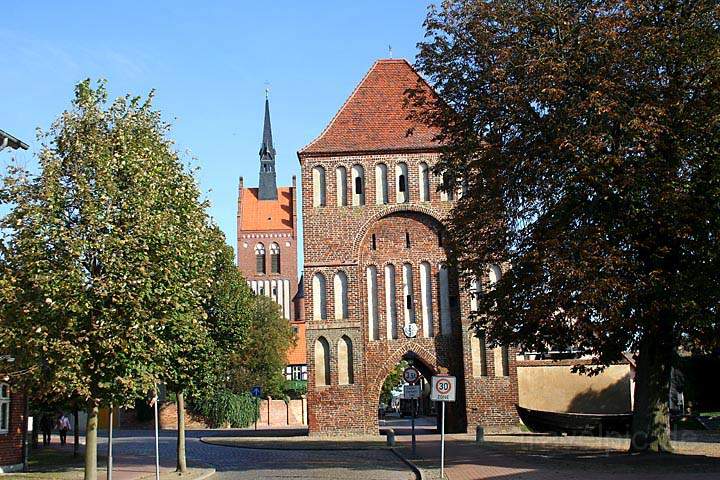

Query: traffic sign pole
left=440, top=401, right=446, bottom=479
left=411, top=397, right=416, bottom=455
left=431, top=375, right=455, bottom=479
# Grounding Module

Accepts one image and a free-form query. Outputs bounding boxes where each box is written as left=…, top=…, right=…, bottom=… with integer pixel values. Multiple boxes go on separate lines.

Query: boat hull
left=517, top=405, right=632, bottom=435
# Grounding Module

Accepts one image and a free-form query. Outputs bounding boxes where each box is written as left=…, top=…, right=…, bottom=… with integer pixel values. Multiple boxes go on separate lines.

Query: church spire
left=258, top=93, right=278, bottom=200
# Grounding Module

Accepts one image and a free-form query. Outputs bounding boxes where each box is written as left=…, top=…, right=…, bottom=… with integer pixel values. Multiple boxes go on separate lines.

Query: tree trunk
left=630, top=327, right=674, bottom=453
left=176, top=390, right=187, bottom=473
left=73, top=409, right=79, bottom=458
left=84, top=404, right=99, bottom=480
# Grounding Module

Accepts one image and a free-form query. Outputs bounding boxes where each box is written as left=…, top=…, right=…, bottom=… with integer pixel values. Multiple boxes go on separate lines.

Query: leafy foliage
left=0, top=80, right=213, bottom=407
left=283, top=380, right=307, bottom=399
left=413, top=0, right=720, bottom=452
left=226, top=295, right=295, bottom=398
left=0, top=79, right=228, bottom=477
left=380, top=360, right=408, bottom=405
left=192, top=389, right=258, bottom=428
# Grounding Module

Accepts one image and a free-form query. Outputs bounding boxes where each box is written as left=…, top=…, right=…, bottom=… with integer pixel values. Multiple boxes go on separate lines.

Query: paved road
left=98, top=430, right=415, bottom=480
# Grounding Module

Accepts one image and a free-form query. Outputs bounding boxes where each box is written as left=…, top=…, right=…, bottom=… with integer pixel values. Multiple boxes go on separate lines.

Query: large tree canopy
left=413, top=0, right=719, bottom=452
left=0, top=80, right=219, bottom=478
left=227, top=295, right=295, bottom=399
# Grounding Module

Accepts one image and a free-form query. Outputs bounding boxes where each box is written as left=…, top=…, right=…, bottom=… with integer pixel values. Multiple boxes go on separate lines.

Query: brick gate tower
left=298, top=59, right=519, bottom=435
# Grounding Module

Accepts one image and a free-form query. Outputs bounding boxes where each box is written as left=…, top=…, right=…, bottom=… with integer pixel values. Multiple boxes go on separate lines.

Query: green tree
left=413, top=0, right=720, bottom=453
left=0, top=80, right=216, bottom=478
left=165, top=230, right=252, bottom=473
left=381, top=360, right=409, bottom=406
left=228, top=295, right=294, bottom=399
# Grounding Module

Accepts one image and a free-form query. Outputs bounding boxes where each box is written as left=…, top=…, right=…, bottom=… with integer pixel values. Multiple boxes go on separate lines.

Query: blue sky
left=1, top=1, right=432, bottom=264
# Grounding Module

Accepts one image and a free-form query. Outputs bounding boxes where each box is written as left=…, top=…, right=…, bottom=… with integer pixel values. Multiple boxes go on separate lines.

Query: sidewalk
left=28, top=437, right=177, bottom=480
left=396, top=433, right=720, bottom=480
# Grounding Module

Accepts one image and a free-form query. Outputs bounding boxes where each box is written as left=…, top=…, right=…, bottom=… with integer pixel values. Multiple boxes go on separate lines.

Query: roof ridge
left=298, top=58, right=415, bottom=156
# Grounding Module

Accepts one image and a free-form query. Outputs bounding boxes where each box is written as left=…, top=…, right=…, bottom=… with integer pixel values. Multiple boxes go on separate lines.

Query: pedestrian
left=57, top=412, right=71, bottom=446
left=40, top=413, right=53, bottom=446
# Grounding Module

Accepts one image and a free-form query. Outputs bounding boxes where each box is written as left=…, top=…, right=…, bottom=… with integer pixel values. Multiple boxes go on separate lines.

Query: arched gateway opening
left=378, top=352, right=439, bottom=435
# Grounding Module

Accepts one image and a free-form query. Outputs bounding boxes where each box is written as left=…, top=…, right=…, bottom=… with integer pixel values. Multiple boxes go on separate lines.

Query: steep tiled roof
left=239, top=187, right=294, bottom=232
left=298, top=59, right=441, bottom=157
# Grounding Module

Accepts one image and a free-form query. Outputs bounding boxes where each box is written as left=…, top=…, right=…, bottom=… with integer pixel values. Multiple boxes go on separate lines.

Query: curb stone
left=390, top=447, right=426, bottom=480
left=194, top=468, right=216, bottom=480
left=199, top=437, right=387, bottom=451
left=138, top=467, right=216, bottom=480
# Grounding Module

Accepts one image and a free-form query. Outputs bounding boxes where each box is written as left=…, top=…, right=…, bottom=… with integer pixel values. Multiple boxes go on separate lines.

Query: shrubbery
left=283, top=380, right=307, bottom=399
left=192, top=390, right=258, bottom=428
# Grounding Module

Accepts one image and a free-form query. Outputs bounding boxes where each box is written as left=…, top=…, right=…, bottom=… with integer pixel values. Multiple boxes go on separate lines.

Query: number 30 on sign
left=430, top=376, right=456, bottom=402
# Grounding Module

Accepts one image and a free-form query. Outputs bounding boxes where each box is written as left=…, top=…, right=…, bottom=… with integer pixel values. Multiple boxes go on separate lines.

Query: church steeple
left=258, top=93, right=278, bottom=200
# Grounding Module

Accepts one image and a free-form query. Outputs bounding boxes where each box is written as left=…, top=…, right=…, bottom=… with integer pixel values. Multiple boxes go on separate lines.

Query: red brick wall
left=257, top=398, right=307, bottom=426
left=300, top=151, right=519, bottom=435
left=119, top=402, right=211, bottom=430
left=0, top=387, right=24, bottom=469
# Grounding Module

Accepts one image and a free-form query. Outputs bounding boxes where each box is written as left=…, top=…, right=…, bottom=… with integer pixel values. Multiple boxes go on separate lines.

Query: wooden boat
left=517, top=405, right=633, bottom=435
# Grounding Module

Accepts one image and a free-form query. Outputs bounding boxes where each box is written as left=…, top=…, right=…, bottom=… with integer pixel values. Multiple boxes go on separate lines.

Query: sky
left=1, top=1, right=433, bottom=267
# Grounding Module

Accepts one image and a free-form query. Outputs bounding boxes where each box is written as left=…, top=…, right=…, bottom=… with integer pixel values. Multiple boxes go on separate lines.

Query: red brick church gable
left=298, top=59, right=442, bottom=157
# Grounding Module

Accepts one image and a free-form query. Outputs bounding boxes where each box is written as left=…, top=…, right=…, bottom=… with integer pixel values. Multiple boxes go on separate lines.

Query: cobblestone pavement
left=397, top=433, right=720, bottom=480
left=98, top=430, right=415, bottom=480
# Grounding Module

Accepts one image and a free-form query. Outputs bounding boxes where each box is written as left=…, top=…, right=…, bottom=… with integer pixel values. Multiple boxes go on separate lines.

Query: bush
left=192, top=390, right=258, bottom=428
left=283, top=380, right=307, bottom=399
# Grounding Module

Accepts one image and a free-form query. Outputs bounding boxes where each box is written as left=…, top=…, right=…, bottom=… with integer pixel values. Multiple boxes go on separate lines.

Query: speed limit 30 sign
left=430, top=375, right=456, bottom=402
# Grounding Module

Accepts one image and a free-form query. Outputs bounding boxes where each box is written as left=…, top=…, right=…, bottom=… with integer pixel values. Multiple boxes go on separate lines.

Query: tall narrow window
left=333, top=270, right=349, bottom=319
left=371, top=234, right=377, bottom=251
left=351, top=164, right=365, bottom=206
left=502, top=345, right=510, bottom=376
left=315, top=337, right=331, bottom=386
left=255, top=243, right=266, bottom=274
left=471, top=331, right=488, bottom=377
left=402, top=263, right=415, bottom=327
left=336, top=166, right=347, bottom=206
left=283, top=279, right=290, bottom=319
left=312, top=165, right=326, bottom=207
left=470, top=277, right=480, bottom=312
left=0, top=383, right=9, bottom=433
left=440, top=173, right=455, bottom=202
left=338, top=336, right=354, bottom=384
left=375, top=163, right=388, bottom=204
left=439, top=264, right=451, bottom=335
left=270, top=242, right=280, bottom=273
left=489, top=264, right=502, bottom=286
left=405, top=231, right=411, bottom=249
left=396, top=162, right=409, bottom=203
left=420, top=262, right=433, bottom=338
left=419, top=162, right=430, bottom=202
left=384, top=264, right=397, bottom=340
left=367, top=266, right=379, bottom=340
left=494, top=346, right=510, bottom=377
left=312, top=272, right=327, bottom=320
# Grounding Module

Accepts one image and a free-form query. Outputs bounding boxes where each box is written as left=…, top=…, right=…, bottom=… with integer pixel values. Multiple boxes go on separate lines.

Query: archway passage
left=377, top=352, right=439, bottom=435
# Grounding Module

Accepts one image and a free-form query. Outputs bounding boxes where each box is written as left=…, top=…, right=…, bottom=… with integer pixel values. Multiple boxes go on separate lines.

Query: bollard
left=475, top=425, right=484, bottom=445
left=386, top=429, right=396, bottom=447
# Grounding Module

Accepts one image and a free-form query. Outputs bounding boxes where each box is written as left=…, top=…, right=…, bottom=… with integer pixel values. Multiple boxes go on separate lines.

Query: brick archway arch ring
left=352, top=204, right=447, bottom=255
left=369, top=343, right=440, bottom=405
